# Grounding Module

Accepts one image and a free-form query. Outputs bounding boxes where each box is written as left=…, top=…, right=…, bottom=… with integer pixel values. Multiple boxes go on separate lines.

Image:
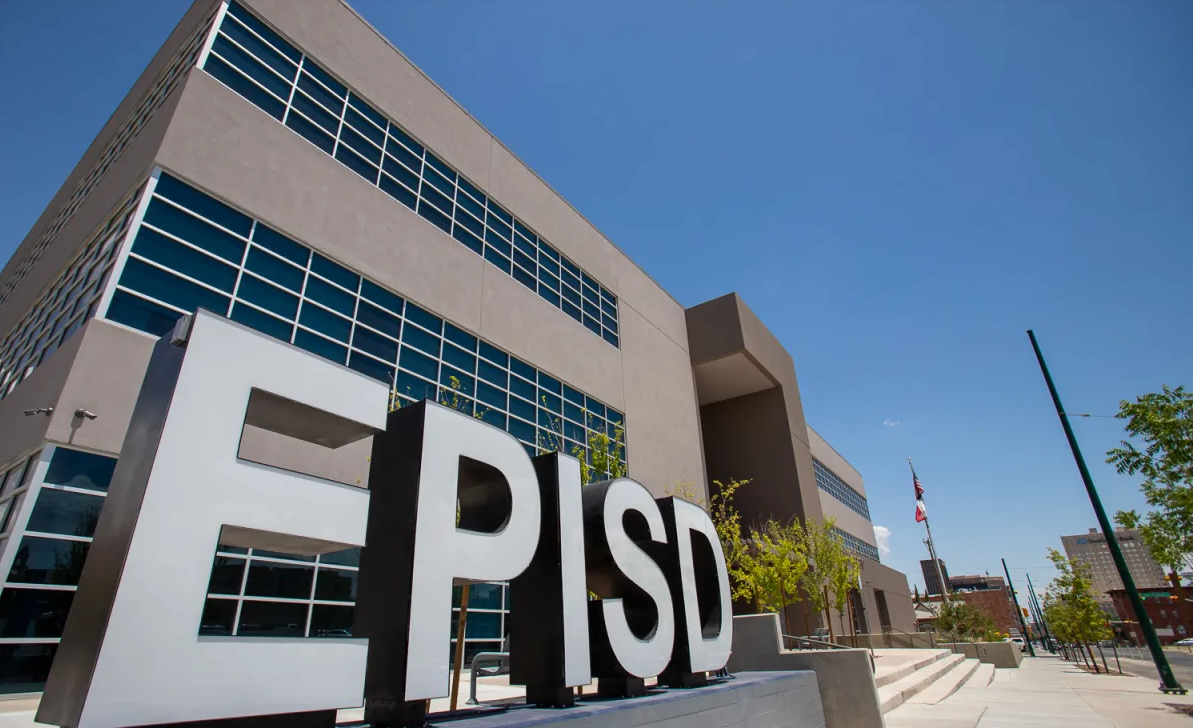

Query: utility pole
left=1027, top=330, right=1185, bottom=694
left=1002, top=559, right=1035, bottom=657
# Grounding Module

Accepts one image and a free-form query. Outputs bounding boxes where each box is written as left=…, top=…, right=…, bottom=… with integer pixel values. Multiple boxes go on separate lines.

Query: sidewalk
left=885, top=653, right=1193, bottom=727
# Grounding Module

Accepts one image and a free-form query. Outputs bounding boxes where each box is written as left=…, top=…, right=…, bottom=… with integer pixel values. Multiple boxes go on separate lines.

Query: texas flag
left=913, top=468, right=928, bottom=523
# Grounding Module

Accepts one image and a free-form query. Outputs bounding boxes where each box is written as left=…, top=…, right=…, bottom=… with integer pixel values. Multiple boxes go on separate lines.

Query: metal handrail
left=881, top=625, right=932, bottom=648
left=465, top=651, right=509, bottom=706
left=783, top=634, right=875, bottom=671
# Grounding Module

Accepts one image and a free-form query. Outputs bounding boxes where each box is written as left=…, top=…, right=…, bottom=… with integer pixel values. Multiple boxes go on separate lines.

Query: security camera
left=23, top=407, right=53, bottom=417
left=74, top=409, right=98, bottom=420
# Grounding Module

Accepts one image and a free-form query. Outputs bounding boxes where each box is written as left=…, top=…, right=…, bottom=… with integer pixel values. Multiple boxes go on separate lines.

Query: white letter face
left=40, top=312, right=388, bottom=728
left=671, top=498, right=733, bottom=672
left=599, top=478, right=675, bottom=678
left=404, top=404, right=541, bottom=699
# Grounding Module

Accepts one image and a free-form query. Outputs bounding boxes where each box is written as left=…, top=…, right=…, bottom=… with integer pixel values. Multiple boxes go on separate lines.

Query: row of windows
left=105, top=173, right=627, bottom=469
left=0, top=189, right=142, bottom=401
left=832, top=526, right=880, bottom=563
left=813, top=458, right=871, bottom=522
left=0, top=6, right=217, bottom=310
left=200, top=2, right=620, bottom=347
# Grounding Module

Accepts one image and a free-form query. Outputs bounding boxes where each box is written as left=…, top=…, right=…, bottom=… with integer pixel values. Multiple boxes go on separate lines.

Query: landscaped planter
left=939, top=641, right=1023, bottom=668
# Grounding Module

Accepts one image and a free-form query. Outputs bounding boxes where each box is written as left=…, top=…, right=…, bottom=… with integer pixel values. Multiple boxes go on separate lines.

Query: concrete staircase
left=873, top=649, right=994, bottom=713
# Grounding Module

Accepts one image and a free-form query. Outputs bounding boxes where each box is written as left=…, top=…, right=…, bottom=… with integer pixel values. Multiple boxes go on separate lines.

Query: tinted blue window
left=131, top=228, right=238, bottom=293
left=513, top=233, right=536, bottom=259
left=564, top=402, right=584, bottom=424
left=379, top=173, right=417, bottom=210
left=564, top=420, right=585, bottom=443
left=291, top=89, right=339, bottom=135
left=418, top=200, right=451, bottom=234
left=252, top=224, right=309, bottom=266
left=442, top=342, right=475, bottom=374
left=360, top=280, right=403, bottom=315
left=311, top=254, right=359, bottom=292
left=457, top=177, right=483, bottom=203
left=384, top=143, right=422, bottom=178
left=404, top=303, right=442, bottom=334
left=485, top=215, right=511, bottom=241
left=401, top=325, right=440, bottom=358
left=220, top=15, right=297, bottom=81
left=513, top=220, right=534, bottom=240
left=245, top=247, right=304, bottom=292
left=602, top=299, right=617, bottom=317
left=226, top=2, right=301, bottom=64
left=456, top=191, right=484, bottom=219
left=143, top=200, right=246, bottom=263
left=25, top=489, right=103, bottom=538
left=45, top=449, right=116, bottom=492
left=388, top=127, right=424, bottom=158
left=602, top=314, right=618, bottom=333
left=586, top=401, right=606, bottom=419
left=211, top=35, right=292, bottom=101
left=394, top=369, right=436, bottom=402
left=339, top=124, right=382, bottom=164
left=156, top=175, right=252, bottom=237
left=238, top=275, right=299, bottom=319
left=348, top=93, right=386, bottom=130
left=484, top=247, right=511, bottom=274
left=285, top=112, right=335, bottom=154
left=478, top=342, right=507, bottom=367
left=382, top=155, right=419, bottom=192
left=455, top=209, right=484, bottom=238
left=453, top=227, right=483, bottom=256
left=607, top=409, right=624, bottom=426
left=540, top=257, right=560, bottom=279
left=563, top=385, right=584, bottom=406
left=477, top=359, right=506, bottom=388
left=512, top=267, right=535, bottom=290
left=106, top=291, right=182, bottom=336
left=424, top=167, right=455, bottom=198
left=583, top=299, right=600, bottom=318
left=603, top=330, right=619, bottom=347
left=479, top=409, right=506, bottom=429
left=439, top=366, right=474, bottom=396
left=321, top=547, right=361, bottom=567
left=303, top=62, right=346, bottom=99
left=540, top=392, right=561, bottom=415
left=348, top=352, right=394, bottom=384
left=487, top=202, right=512, bottom=226
left=508, top=357, right=534, bottom=382
left=399, top=346, right=438, bottom=381
left=562, top=286, right=581, bottom=307
left=298, top=72, right=345, bottom=117
left=294, top=329, right=346, bottom=364
left=476, top=381, right=507, bottom=409
left=305, top=277, right=355, bottom=316
left=231, top=302, right=294, bottom=342
left=509, top=395, right=535, bottom=423
left=484, top=229, right=512, bottom=257
left=356, top=300, right=400, bottom=338
left=8, top=536, right=90, bottom=586
left=420, top=185, right=453, bottom=216
left=538, top=373, right=562, bottom=394
left=299, top=304, right=351, bottom=343
left=119, top=260, right=230, bottom=317
left=538, top=286, right=560, bottom=308
left=584, top=316, right=601, bottom=336
left=344, top=106, right=384, bottom=147
left=443, top=323, right=476, bottom=352
left=513, top=249, right=534, bottom=274
left=336, top=146, right=379, bottom=184
left=0, top=588, right=74, bottom=639
left=508, top=418, right=535, bottom=445
left=352, top=326, right=397, bottom=362
left=423, top=152, right=454, bottom=180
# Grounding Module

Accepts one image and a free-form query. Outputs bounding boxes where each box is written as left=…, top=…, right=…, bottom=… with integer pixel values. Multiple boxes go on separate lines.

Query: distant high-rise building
left=948, top=574, right=1005, bottom=592
left=921, top=558, right=950, bottom=596
left=1061, top=528, right=1167, bottom=613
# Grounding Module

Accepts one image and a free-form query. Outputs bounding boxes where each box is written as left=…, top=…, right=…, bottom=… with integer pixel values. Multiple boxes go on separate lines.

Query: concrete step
left=963, top=662, right=996, bottom=688
left=905, top=658, right=980, bottom=704
left=878, top=653, right=968, bottom=713
left=873, top=649, right=952, bottom=688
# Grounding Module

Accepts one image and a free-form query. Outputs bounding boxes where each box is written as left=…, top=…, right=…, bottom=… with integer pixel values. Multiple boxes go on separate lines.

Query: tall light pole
left=1002, top=559, right=1035, bottom=657
left=1027, top=330, right=1184, bottom=694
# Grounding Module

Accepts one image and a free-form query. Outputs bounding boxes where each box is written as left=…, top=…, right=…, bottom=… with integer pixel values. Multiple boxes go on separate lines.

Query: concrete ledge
left=448, top=671, right=825, bottom=727
left=837, top=632, right=938, bottom=649
left=939, top=641, right=1024, bottom=668
left=727, top=613, right=881, bottom=728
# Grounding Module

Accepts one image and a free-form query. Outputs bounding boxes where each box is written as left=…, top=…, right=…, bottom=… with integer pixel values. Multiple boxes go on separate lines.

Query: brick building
left=1107, top=587, right=1192, bottom=646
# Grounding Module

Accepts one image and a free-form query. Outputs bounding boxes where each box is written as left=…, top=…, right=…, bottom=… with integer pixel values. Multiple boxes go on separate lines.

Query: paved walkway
left=885, top=654, right=1193, bottom=727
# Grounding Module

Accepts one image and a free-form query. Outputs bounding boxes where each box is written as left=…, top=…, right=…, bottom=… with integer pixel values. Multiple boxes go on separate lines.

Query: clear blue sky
left=1, top=0, right=1190, bottom=595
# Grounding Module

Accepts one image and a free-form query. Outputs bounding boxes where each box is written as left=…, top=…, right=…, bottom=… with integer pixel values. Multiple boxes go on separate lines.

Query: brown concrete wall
left=0, top=1, right=219, bottom=335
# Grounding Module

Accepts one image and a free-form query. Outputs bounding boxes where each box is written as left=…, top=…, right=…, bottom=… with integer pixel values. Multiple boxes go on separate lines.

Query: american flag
left=913, top=466, right=927, bottom=523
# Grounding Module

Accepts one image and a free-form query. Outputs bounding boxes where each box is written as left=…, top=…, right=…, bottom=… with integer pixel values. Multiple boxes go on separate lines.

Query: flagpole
left=911, top=458, right=949, bottom=603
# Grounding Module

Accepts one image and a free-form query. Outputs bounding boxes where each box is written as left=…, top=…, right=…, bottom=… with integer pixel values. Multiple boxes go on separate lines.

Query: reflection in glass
left=314, top=568, right=356, bottom=602
left=237, top=600, right=308, bottom=637
left=310, top=604, right=353, bottom=638
left=318, top=547, right=360, bottom=568
left=452, top=582, right=503, bottom=610
left=25, top=489, right=104, bottom=538
left=0, top=588, right=75, bottom=638
left=43, top=449, right=117, bottom=492
left=0, top=643, right=58, bottom=695
left=206, top=556, right=246, bottom=595
left=8, top=536, right=91, bottom=585
left=244, top=562, right=313, bottom=599
left=199, top=599, right=236, bottom=636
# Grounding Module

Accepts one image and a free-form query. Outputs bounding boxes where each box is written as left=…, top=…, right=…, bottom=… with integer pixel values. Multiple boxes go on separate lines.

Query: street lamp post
left=1027, top=330, right=1185, bottom=694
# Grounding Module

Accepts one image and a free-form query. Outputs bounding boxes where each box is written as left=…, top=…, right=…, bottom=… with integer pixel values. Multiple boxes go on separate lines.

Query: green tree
left=1107, top=385, right=1193, bottom=594
left=798, top=517, right=841, bottom=640
left=749, top=519, right=808, bottom=635
left=1044, top=548, right=1112, bottom=670
left=935, top=599, right=998, bottom=643
left=827, top=547, right=862, bottom=642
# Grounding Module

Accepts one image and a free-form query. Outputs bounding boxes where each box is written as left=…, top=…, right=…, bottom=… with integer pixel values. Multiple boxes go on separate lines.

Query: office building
left=1061, top=528, right=1166, bottom=613
left=0, top=0, right=914, bottom=693
left=921, top=558, right=950, bottom=596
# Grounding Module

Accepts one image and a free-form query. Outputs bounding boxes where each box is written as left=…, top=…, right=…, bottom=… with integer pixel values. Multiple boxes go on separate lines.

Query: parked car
left=1009, top=637, right=1026, bottom=651
left=1175, top=637, right=1193, bottom=646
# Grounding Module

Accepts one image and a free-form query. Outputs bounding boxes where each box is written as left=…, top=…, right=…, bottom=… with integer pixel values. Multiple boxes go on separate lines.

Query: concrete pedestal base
left=439, top=672, right=824, bottom=728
